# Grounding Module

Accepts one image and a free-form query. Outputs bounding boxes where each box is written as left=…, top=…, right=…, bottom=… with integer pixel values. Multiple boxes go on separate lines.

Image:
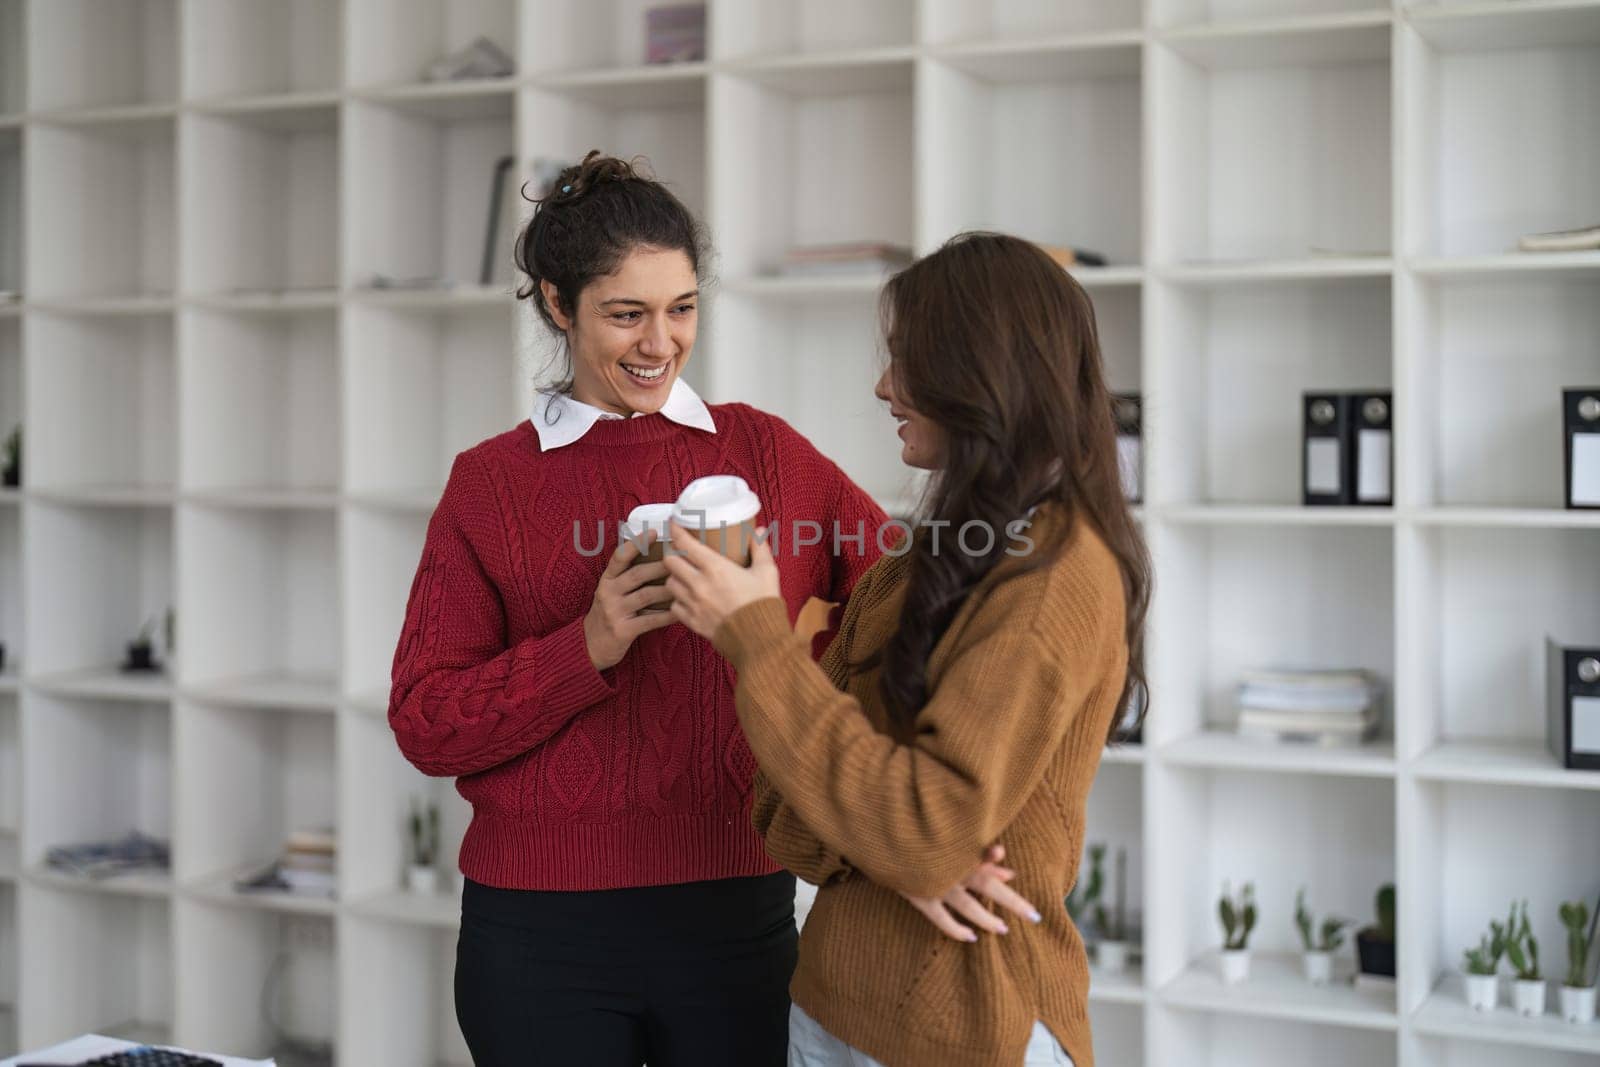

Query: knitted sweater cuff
left=715, top=598, right=796, bottom=670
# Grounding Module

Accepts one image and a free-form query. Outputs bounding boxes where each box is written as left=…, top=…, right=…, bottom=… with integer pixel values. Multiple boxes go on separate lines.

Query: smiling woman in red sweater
left=386, top=153, right=891, bottom=1066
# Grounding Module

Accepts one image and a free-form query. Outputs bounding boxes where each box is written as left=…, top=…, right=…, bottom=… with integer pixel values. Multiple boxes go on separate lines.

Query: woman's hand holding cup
left=584, top=531, right=678, bottom=671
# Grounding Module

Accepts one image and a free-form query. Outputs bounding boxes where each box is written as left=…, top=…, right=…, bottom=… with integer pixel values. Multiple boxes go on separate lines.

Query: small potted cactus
left=1356, top=883, right=1396, bottom=979
left=1093, top=847, right=1132, bottom=976
left=406, top=796, right=441, bottom=894
left=1218, top=881, right=1256, bottom=984
left=1295, top=888, right=1351, bottom=986
left=1462, top=903, right=1514, bottom=1012
left=1506, top=900, right=1546, bottom=1018
left=1560, top=897, right=1598, bottom=1024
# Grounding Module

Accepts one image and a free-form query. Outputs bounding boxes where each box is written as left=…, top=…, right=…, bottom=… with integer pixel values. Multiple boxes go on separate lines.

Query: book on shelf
left=1517, top=224, right=1600, bottom=254
left=1234, top=669, right=1382, bottom=747
left=44, top=831, right=170, bottom=880
left=1039, top=245, right=1108, bottom=269
left=646, top=3, right=707, bottom=64
left=769, top=243, right=913, bottom=278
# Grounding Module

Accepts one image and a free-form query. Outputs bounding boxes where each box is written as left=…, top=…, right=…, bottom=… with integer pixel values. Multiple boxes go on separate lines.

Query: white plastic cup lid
left=672, top=475, right=761, bottom=529
left=625, top=502, right=675, bottom=534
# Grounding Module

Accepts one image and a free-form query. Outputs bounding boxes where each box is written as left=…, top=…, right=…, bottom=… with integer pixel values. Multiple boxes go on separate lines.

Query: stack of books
left=645, top=3, right=707, bottom=64
left=770, top=243, right=913, bottom=278
left=1234, top=670, right=1382, bottom=747
left=235, top=826, right=338, bottom=898
left=46, top=831, right=170, bottom=880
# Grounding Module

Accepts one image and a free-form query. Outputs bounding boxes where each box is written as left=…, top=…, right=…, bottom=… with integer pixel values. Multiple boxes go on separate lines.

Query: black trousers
left=455, top=871, right=799, bottom=1067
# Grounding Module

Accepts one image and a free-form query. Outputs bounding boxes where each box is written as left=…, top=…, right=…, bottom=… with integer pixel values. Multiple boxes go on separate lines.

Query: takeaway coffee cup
left=624, top=502, right=675, bottom=612
left=671, top=475, right=762, bottom=566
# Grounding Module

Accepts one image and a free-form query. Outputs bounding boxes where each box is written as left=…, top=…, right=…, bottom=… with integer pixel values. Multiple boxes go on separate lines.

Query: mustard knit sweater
left=714, top=508, right=1128, bottom=1067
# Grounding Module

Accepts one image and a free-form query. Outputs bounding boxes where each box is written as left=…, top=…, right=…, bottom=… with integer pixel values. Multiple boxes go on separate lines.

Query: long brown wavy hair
left=862, top=232, right=1151, bottom=745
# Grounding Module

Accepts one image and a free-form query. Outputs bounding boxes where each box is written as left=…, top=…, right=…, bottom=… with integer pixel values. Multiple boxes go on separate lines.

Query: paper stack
left=770, top=243, right=913, bottom=278
left=1235, top=670, right=1382, bottom=747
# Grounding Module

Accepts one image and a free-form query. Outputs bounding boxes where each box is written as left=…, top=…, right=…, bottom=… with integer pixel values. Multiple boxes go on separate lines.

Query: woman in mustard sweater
left=663, top=232, right=1152, bottom=1067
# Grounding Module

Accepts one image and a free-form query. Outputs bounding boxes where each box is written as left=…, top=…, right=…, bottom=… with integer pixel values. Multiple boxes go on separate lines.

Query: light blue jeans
left=788, top=1003, right=1075, bottom=1066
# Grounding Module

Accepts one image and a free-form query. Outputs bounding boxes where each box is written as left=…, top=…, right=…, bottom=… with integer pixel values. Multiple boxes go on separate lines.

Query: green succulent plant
left=1219, top=882, right=1256, bottom=952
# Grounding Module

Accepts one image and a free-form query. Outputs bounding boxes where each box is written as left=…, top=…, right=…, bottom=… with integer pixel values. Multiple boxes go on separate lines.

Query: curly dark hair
left=514, top=151, right=711, bottom=386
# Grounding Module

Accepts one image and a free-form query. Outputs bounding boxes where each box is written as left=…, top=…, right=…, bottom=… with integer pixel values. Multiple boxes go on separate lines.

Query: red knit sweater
left=389, top=402, right=888, bottom=891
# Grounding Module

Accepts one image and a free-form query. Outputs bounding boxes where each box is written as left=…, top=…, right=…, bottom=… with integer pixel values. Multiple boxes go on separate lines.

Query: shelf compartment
left=181, top=0, right=341, bottom=102
left=173, top=699, right=336, bottom=895
left=1409, top=780, right=1600, bottom=1047
left=1407, top=0, right=1600, bottom=53
left=339, top=916, right=468, bottom=1067
left=343, top=301, right=517, bottom=498
left=342, top=508, right=428, bottom=702
left=0, top=700, right=14, bottom=839
left=1162, top=731, right=1397, bottom=778
left=24, top=502, right=172, bottom=679
left=25, top=310, right=175, bottom=494
left=1403, top=526, right=1600, bottom=754
left=520, top=79, right=707, bottom=219
left=26, top=0, right=177, bottom=113
left=1402, top=22, right=1600, bottom=259
left=174, top=901, right=336, bottom=1060
left=523, top=0, right=708, bottom=75
left=340, top=714, right=469, bottom=903
left=179, top=308, right=339, bottom=496
left=25, top=118, right=176, bottom=302
left=714, top=0, right=916, bottom=62
left=1159, top=13, right=1392, bottom=69
left=176, top=506, right=338, bottom=692
left=348, top=0, right=516, bottom=90
left=0, top=127, right=17, bottom=296
left=922, top=0, right=1143, bottom=44
left=1412, top=740, right=1600, bottom=791
left=1403, top=274, right=1599, bottom=510
left=710, top=69, right=913, bottom=281
left=920, top=48, right=1142, bottom=265
left=1161, top=951, right=1397, bottom=1030
left=21, top=692, right=171, bottom=902
left=180, top=108, right=339, bottom=297
left=1414, top=974, right=1600, bottom=1056
left=707, top=291, right=914, bottom=507
left=1148, top=277, right=1391, bottom=507
left=346, top=99, right=516, bottom=291
left=1149, top=41, right=1390, bottom=265
left=18, top=885, right=171, bottom=1049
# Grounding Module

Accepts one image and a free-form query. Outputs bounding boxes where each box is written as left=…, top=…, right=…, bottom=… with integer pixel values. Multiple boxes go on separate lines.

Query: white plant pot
left=1220, top=949, right=1251, bottom=985
left=405, top=864, right=440, bottom=894
left=1303, top=950, right=1333, bottom=986
left=1561, top=985, right=1597, bottom=1024
left=1096, top=941, right=1130, bottom=975
left=1513, top=979, right=1547, bottom=1018
left=1463, top=973, right=1499, bottom=1013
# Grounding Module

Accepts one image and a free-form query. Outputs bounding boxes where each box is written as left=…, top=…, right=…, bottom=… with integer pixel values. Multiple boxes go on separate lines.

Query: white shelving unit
left=0, top=1, right=1596, bottom=1064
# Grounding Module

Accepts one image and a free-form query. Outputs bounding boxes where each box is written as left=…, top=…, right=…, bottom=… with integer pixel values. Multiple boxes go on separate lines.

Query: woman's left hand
left=663, top=521, right=782, bottom=641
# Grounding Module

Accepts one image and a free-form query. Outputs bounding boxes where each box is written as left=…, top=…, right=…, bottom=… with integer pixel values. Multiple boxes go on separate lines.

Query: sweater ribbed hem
left=790, top=969, right=1094, bottom=1067
left=458, top=810, right=784, bottom=891
left=715, top=597, right=796, bottom=669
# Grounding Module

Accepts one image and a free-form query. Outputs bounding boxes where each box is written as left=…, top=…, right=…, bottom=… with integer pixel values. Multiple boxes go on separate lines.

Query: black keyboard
left=77, top=1048, right=224, bottom=1066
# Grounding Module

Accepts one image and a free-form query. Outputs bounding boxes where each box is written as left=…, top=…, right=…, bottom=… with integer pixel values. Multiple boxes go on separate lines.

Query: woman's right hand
left=898, top=845, right=1043, bottom=942
left=584, top=531, right=678, bottom=671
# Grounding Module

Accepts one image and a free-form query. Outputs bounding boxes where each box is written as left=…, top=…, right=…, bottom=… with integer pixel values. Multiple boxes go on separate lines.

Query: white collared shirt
left=529, top=378, right=718, bottom=451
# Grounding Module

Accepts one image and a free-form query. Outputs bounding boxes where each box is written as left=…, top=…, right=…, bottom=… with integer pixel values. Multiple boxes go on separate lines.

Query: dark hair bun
left=546, top=150, right=647, bottom=204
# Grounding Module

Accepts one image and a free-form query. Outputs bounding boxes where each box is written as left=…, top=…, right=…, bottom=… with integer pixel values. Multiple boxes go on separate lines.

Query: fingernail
left=996, top=923, right=1009, bottom=935
left=964, top=931, right=978, bottom=943
left=1030, top=912, right=1043, bottom=924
